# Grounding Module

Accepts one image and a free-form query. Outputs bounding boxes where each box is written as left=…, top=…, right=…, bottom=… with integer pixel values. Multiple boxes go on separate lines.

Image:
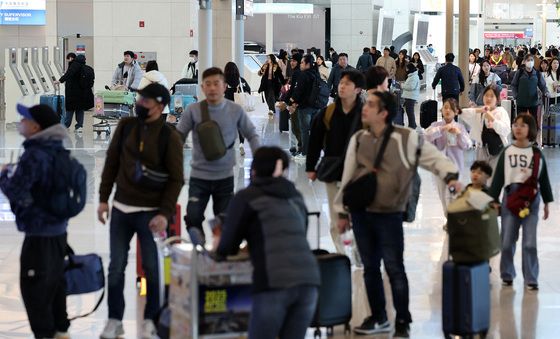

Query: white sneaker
left=141, top=319, right=159, bottom=339
left=239, top=144, right=245, bottom=156
left=54, top=332, right=71, bottom=339
left=99, top=319, right=124, bottom=339
left=75, top=127, right=83, bottom=133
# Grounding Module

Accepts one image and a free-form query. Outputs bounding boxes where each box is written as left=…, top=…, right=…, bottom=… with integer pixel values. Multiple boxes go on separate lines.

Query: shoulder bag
left=480, top=114, right=504, bottom=156
left=506, top=148, right=541, bottom=218
left=234, top=78, right=256, bottom=112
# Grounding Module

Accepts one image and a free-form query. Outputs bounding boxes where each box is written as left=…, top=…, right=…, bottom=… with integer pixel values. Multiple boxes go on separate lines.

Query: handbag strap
left=69, top=288, right=105, bottom=321
left=238, top=78, right=244, bottom=94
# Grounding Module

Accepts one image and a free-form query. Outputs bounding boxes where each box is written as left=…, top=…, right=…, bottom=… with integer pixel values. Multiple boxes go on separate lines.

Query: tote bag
left=234, top=78, right=256, bottom=112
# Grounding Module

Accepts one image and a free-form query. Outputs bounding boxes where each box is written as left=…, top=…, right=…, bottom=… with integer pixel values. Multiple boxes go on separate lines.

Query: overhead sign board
left=484, top=32, right=525, bottom=39
left=252, top=3, right=313, bottom=15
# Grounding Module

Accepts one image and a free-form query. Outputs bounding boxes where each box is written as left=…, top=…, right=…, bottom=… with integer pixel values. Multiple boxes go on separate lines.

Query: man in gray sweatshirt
left=176, top=67, right=260, bottom=240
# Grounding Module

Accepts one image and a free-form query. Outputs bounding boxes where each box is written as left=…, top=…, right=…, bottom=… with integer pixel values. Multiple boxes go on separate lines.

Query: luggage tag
left=466, top=190, right=494, bottom=211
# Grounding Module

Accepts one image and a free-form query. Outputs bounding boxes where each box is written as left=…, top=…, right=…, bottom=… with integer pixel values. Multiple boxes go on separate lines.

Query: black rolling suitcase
left=279, top=107, right=289, bottom=132
left=308, top=212, right=352, bottom=338
left=442, top=261, right=490, bottom=339
left=420, top=92, right=438, bottom=128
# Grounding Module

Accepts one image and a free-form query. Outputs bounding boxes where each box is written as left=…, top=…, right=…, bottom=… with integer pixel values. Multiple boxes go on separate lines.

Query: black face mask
left=136, top=105, right=150, bottom=120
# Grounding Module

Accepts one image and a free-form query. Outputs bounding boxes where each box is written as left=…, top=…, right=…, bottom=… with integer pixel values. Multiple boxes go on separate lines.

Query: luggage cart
left=168, top=243, right=252, bottom=339
left=93, top=90, right=135, bottom=137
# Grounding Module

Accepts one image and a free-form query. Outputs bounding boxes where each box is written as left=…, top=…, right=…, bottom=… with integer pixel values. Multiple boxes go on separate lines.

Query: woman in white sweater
left=544, top=58, right=560, bottom=105
left=460, top=84, right=511, bottom=170
left=137, top=60, right=170, bottom=114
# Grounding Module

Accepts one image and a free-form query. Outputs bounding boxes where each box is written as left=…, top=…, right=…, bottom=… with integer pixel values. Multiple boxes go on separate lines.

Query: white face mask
left=526, top=61, right=534, bottom=69
left=189, top=57, right=196, bottom=63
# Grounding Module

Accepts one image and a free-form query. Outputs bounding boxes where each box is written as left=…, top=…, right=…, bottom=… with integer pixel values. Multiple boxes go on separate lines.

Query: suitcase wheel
left=326, top=326, right=334, bottom=336
left=313, top=328, right=321, bottom=338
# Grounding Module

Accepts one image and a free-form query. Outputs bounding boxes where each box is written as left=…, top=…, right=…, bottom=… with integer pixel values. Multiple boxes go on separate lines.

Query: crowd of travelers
left=1, top=42, right=554, bottom=339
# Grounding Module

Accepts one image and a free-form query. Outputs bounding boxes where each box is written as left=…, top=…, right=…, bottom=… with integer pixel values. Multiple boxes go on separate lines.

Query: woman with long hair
left=225, top=61, right=252, bottom=156
left=316, top=55, right=330, bottom=82
left=410, top=52, right=425, bottom=80
left=468, top=52, right=481, bottom=84
left=258, top=54, right=285, bottom=116
left=544, top=58, right=560, bottom=105
left=395, top=50, right=408, bottom=82
left=469, top=60, right=502, bottom=106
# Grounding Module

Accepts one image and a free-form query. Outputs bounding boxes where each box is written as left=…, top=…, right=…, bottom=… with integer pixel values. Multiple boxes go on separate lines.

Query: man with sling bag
left=306, top=69, right=365, bottom=257
left=176, top=67, right=260, bottom=242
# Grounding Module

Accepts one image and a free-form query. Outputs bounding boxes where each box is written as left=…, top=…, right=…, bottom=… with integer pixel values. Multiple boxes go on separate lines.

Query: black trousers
left=20, top=234, right=69, bottom=338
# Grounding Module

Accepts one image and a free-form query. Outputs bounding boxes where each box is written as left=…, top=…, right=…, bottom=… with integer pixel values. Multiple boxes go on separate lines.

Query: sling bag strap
left=358, top=125, right=394, bottom=173
left=530, top=146, right=541, bottom=182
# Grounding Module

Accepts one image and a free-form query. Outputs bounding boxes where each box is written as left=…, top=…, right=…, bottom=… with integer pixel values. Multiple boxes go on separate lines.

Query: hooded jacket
left=59, top=54, right=94, bottom=111
left=402, top=70, right=420, bottom=101
left=111, top=60, right=143, bottom=90
left=0, top=125, right=70, bottom=236
left=137, top=70, right=171, bottom=113
left=216, top=176, right=321, bottom=292
left=291, top=67, right=320, bottom=109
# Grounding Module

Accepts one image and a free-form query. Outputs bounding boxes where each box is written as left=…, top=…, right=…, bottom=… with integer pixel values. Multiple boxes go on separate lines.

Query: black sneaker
left=393, top=320, right=410, bottom=338
left=527, top=284, right=539, bottom=291
left=502, top=280, right=513, bottom=287
left=353, top=316, right=391, bottom=335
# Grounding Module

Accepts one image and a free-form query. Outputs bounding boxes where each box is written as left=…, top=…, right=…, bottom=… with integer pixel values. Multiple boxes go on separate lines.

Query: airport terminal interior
left=1, top=0, right=560, bottom=338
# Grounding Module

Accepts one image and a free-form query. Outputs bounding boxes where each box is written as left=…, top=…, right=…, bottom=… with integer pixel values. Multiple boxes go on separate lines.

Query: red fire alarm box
left=190, top=29, right=194, bottom=37
left=139, top=21, right=145, bottom=28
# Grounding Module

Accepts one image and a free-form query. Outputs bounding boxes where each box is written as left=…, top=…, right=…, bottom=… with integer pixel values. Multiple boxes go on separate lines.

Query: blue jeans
left=249, top=285, right=319, bottom=339
left=107, top=208, right=160, bottom=320
left=185, top=176, right=234, bottom=236
left=64, top=110, right=84, bottom=129
left=351, top=211, right=412, bottom=323
left=500, top=185, right=541, bottom=285
left=297, top=107, right=318, bottom=155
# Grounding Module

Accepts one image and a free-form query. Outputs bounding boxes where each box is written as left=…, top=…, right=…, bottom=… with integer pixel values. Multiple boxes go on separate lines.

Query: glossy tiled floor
left=0, top=100, right=559, bottom=339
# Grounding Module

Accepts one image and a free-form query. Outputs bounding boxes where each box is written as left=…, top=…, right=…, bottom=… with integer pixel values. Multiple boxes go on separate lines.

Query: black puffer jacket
left=59, top=55, right=94, bottom=111
left=217, top=176, right=321, bottom=293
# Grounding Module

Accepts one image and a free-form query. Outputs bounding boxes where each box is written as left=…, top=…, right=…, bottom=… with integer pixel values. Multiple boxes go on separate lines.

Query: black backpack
left=42, top=148, right=87, bottom=219
left=307, top=72, right=330, bottom=109
left=79, top=65, right=95, bottom=89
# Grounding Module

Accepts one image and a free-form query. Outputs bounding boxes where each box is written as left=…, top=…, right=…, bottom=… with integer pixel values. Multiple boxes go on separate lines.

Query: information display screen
left=0, top=0, right=46, bottom=26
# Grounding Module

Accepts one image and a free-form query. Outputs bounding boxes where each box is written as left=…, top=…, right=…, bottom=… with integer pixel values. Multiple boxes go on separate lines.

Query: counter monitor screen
left=0, top=0, right=46, bottom=26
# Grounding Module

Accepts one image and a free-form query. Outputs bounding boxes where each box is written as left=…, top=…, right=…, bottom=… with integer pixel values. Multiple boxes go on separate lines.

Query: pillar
left=265, top=0, right=273, bottom=54
left=458, top=0, right=470, bottom=107
left=198, top=0, right=213, bottom=85
left=445, top=0, right=453, bottom=54
left=235, top=15, right=245, bottom=77
left=212, top=0, right=235, bottom=69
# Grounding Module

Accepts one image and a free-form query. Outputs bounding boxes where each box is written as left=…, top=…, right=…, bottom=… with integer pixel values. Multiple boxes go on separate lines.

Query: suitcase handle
left=307, top=212, right=321, bottom=250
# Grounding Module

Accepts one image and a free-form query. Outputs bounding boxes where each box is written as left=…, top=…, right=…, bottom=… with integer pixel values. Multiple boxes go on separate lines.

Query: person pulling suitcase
left=334, top=91, right=461, bottom=338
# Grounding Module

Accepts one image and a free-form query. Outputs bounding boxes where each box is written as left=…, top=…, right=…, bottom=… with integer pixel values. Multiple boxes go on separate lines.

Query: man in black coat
left=56, top=54, right=94, bottom=132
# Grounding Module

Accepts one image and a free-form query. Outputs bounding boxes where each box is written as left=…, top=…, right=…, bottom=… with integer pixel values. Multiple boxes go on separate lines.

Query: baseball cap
left=137, top=83, right=171, bottom=107
left=17, top=104, right=60, bottom=129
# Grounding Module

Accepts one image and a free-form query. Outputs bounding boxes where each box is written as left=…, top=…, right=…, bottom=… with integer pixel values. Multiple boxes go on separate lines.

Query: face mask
left=189, top=57, right=196, bottom=63
left=526, top=61, right=534, bottom=69
left=136, top=105, right=150, bottom=120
